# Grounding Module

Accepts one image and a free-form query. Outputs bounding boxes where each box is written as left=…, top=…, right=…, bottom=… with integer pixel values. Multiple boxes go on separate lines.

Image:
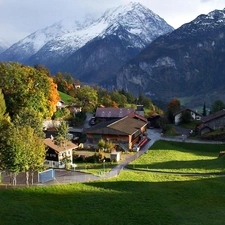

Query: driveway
left=174, top=125, right=190, bottom=135
left=83, top=112, right=93, bottom=129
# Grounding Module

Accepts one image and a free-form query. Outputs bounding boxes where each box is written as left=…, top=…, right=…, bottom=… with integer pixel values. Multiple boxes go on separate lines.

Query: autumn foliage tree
left=0, top=62, right=59, bottom=119
left=167, top=98, right=181, bottom=123
left=53, top=72, right=77, bottom=97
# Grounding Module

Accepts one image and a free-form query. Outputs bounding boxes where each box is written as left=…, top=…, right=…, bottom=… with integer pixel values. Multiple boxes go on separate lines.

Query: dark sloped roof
left=86, top=117, right=147, bottom=135
left=127, top=111, right=148, bottom=122
left=109, top=117, right=147, bottom=135
left=85, top=119, right=126, bottom=135
left=95, top=107, right=134, bottom=118
left=174, top=108, right=202, bottom=116
left=201, top=109, right=225, bottom=123
left=197, top=123, right=213, bottom=131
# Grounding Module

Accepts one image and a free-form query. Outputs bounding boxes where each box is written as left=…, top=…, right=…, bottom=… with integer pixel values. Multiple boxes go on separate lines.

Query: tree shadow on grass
left=150, top=140, right=225, bottom=157
left=127, top=157, right=225, bottom=174
left=1, top=172, right=225, bottom=225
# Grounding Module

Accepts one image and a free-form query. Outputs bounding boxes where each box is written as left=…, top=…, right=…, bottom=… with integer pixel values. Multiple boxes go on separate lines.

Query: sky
left=1, top=0, right=225, bottom=45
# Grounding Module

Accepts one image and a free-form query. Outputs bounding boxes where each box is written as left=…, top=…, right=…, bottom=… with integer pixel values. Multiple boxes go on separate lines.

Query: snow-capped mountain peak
left=0, top=2, right=174, bottom=80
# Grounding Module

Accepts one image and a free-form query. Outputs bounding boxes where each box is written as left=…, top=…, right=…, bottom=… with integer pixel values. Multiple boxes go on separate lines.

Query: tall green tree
left=202, top=102, right=207, bottom=116
left=211, top=100, right=225, bottom=114
left=75, top=86, right=98, bottom=112
left=54, top=121, right=69, bottom=148
left=28, top=133, right=46, bottom=185
left=13, top=108, right=45, bottom=138
left=0, top=88, right=7, bottom=120
left=0, top=125, right=46, bottom=185
left=20, top=126, right=46, bottom=185
left=1, top=126, right=25, bottom=185
left=0, top=88, right=10, bottom=129
left=180, top=111, right=192, bottom=124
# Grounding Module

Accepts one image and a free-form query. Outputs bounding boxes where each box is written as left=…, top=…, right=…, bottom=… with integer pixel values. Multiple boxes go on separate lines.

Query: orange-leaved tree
left=47, top=77, right=60, bottom=119
left=167, top=98, right=181, bottom=123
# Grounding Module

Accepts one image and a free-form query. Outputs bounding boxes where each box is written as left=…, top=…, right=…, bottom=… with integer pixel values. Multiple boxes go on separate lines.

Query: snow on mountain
left=0, top=2, right=174, bottom=71
left=168, top=8, right=225, bottom=40
left=0, top=38, right=10, bottom=54
left=112, top=7, right=225, bottom=108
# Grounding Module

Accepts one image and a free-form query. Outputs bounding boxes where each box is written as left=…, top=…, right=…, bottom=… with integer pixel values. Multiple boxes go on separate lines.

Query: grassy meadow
left=58, top=91, right=74, bottom=104
left=129, top=140, right=225, bottom=174
left=1, top=140, right=225, bottom=225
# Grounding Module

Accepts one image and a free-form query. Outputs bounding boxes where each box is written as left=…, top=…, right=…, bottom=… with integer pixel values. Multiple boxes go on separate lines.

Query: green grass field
left=58, top=91, right=74, bottom=104
left=129, top=140, right=225, bottom=174
left=1, top=140, right=225, bottom=225
left=1, top=172, right=225, bottom=225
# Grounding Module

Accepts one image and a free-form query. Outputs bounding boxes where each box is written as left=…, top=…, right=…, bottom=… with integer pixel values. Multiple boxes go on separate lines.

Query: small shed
left=110, top=152, right=121, bottom=162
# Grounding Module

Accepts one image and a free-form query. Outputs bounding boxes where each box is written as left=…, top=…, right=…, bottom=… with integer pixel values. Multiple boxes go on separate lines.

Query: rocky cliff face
left=114, top=8, right=225, bottom=108
left=0, top=2, right=173, bottom=83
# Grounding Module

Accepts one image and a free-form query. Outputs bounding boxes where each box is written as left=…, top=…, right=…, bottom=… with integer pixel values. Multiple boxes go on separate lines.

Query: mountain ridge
left=0, top=2, right=174, bottom=83
left=112, top=8, right=225, bottom=108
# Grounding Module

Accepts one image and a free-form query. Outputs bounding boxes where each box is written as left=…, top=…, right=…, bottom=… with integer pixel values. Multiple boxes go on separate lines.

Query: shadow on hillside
left=150, top=140, right=225, bottom=157
left=1, top=174, right=225, bottom=225
left=127, top=158, right=225, bottom=174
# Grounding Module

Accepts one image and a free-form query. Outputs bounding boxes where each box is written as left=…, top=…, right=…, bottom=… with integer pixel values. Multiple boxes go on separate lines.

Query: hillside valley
left=1, top=4, right=225, bottom=110
left=108, top=8, right=225, bottom=109
left=0, top=2, right=173, bottom=85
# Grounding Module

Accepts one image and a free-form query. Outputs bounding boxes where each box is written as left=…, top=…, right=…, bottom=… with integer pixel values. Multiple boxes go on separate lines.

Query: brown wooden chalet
left=44, top=138, right=78, bottom=168
left=85, top=116, right=148, bottom=151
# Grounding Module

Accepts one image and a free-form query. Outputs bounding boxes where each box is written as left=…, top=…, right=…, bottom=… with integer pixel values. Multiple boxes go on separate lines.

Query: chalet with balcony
left=44, top=138, right=78, bottom=168
left=85, top=116, right=148, bottom=151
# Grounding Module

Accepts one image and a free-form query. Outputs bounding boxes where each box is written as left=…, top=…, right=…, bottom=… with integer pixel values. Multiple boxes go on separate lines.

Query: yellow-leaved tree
left=0, top=62, right=60, bottom=119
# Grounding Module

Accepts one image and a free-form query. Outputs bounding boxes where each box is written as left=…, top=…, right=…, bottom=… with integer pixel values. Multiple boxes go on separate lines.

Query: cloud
left=1, top=0, right=225, bottom=45
left=201, top=0, right=214, bottom=2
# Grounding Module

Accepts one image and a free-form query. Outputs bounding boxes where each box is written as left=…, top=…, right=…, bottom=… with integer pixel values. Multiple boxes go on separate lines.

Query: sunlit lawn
left=0, top=171, right=225, bottom=225
left=128, top=140, right=225, bottom=174
left=1, top=140, right=225, bottom=225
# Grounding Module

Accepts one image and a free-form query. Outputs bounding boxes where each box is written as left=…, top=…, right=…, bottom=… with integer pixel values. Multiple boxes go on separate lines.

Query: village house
left=73, top=80, right=81, bottom=89
left=66, top=105, right=82, bottom=114
left=56, top=100, right=67, bottom=109
left=95, top=107, right=135, bottom=122
left=174, top=108, right=202, bottom=125
left=200, top=109, right=225, bottom=131
left=135, top=105, right=145, bottom=117
left=85, top=116, right=148, bottom=151
left=44, top=138, right=78, bottom=168
left=147, top=114, right=161, bottom=128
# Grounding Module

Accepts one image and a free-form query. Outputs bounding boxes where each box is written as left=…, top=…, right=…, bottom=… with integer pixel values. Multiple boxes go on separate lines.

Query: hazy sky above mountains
left=1, top=0, right=224, bottom=45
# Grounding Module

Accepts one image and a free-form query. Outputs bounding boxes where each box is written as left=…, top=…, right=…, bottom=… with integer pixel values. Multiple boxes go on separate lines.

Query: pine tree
left=202, top=102, right=206, bottom=116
